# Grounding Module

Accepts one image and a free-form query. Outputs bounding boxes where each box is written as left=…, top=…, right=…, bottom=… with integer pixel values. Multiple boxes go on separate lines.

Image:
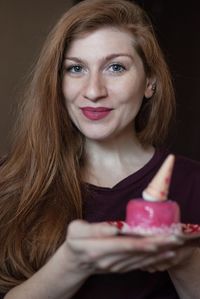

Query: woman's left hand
left=141, top=243, right=196, bottom=273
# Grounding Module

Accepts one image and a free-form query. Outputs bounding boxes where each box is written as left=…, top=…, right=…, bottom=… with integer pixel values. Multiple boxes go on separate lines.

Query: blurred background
left=0, top=0, right=200, bottom=161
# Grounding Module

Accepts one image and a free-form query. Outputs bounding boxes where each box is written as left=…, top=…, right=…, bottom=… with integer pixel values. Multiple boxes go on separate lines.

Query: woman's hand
left=141, top=244, right=196, bottom=273
left=65, top=220, right=184, bottom=274
left=140, top=244, right=200, bottom=299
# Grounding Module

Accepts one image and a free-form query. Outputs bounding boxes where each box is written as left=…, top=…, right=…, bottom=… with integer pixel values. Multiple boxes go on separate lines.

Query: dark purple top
left=1, top=149, right=200, bottom=298
left=71, top=148, right=200, bottom=299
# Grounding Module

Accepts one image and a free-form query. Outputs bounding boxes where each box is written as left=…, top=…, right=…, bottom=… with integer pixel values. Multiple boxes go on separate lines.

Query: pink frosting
left=126, top=199, right=180, bottom=228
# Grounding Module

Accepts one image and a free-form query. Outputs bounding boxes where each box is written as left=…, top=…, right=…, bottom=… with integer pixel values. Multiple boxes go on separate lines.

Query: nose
left=83, top=72, right=108, bottom=101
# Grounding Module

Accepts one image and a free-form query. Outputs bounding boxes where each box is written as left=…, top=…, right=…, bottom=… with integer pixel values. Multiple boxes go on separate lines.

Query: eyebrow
left=64, top=53, right=134, bottom=63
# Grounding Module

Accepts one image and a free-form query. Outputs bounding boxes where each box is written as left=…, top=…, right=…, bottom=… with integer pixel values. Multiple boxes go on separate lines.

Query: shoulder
left=175, top=154, right=200, bottom=170
left=169, top=153, right=200, bottom=223
left=155, top=148, right=200, bottom=180
left=154, top=148, right=200, bottom=222
left=173, top=154, right=200, bottom=182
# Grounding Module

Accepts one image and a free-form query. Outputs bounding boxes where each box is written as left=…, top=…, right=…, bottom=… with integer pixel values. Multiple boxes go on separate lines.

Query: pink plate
left=108, top=221, right=200, bottom=244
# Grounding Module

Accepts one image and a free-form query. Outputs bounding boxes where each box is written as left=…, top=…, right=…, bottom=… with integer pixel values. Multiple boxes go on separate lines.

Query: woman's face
left=62, top=27, right=153, bottom=141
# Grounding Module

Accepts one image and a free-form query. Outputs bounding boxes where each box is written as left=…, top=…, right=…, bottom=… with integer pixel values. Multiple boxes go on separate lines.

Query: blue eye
left=66, top=65, right=83, bottom=73
left=109, top=64, right=126, bottom=73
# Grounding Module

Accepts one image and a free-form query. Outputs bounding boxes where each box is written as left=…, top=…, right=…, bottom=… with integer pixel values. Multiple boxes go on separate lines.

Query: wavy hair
left=0, top=0, right=175, bottom=292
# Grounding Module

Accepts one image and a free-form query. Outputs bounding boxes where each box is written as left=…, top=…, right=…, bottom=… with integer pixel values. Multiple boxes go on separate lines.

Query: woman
left=0, top=0, right=199, bottom=298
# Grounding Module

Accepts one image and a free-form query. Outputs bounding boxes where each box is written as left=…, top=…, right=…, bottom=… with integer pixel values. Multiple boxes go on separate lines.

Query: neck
left=85, top=130, right=143, bottom=164
left=82, top=127, right=154, bottom=187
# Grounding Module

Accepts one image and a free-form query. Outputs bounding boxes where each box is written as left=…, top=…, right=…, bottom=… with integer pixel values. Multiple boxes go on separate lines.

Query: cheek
left=118, top=83, right=144, bottom=120
left=112, top=75, right=146, bottom=99
left=62, top=78, right=78, bottom=104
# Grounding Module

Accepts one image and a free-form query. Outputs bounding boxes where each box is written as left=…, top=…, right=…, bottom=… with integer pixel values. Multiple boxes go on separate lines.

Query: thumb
left=67, top=220, right=119, bottom=239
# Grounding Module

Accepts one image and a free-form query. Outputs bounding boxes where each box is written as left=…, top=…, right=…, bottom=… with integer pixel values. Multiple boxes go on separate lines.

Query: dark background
left=139, top=0, right=200, bottom=161
left=0, top=0, right=200, bottom=161
left=0, top=0, right=73, bottom=156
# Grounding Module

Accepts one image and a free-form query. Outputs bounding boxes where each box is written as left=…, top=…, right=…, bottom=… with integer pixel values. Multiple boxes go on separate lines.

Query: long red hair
left=0, top=0, right=175, bottom=292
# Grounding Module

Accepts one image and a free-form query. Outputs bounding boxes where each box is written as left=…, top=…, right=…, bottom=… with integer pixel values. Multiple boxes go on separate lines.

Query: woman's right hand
left=4, top=220, right=183, bottom=299
left=65, top=220, right=183, bottom=275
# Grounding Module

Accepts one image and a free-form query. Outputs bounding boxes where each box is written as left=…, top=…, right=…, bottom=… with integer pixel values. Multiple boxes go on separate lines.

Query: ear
left=144, top=78, right=156, bottom=98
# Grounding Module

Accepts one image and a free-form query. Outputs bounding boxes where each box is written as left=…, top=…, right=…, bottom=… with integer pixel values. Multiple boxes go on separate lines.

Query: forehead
left=66, top=27, right=137, bottom=57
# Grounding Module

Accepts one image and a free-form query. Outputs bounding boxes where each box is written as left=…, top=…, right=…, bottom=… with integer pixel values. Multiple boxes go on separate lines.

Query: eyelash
left=108, top=63, right=126, bottom=73
left=65, top=65, right=84, bottom=73
left=64, top=63, right=126, bottom=74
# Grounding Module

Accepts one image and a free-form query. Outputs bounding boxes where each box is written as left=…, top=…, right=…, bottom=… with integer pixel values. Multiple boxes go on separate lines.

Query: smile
left=80, top=107, right=113, bottom=121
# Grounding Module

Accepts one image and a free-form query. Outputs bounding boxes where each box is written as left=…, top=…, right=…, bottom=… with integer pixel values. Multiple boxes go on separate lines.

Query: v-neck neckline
left=85, top=148, right=168, bottom=191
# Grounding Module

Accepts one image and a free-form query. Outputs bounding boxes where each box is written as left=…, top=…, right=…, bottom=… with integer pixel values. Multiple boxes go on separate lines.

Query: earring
left=152, top=83, right=156, bottom=92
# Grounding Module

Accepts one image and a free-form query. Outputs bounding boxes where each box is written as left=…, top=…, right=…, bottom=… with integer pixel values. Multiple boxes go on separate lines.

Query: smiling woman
left=0, top=1, right=200, bottom=299
left=62, top=27, right=154, bottom=141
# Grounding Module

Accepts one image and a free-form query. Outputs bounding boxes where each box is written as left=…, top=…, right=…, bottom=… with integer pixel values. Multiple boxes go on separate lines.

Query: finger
left=67, top=220, right=119, bottom=238
left=121, top=235, right=184, bottom=256
left=77, top=252, right=149, bottom=274
left=142, top=263, right=170, bottom=272
left=145, top=235, right=184, bottom=248
left=120, top=251, right=176, bottom=272
left=142, top=246, right=196, bottom=272
left=76, top=252, right=142, bottom=274
left=94, top=253, right=135, bottom=273
left=108, top=254, right=149, bottom=273
left=67, top=236, right=158, bottom=258
left=137, top=250, right=176, bottom=268
left=142, top=259, right=176, bottom=272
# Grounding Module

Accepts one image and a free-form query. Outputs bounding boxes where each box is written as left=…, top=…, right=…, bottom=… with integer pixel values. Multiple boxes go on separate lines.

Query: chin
left=80, top=129, right=113, bottom=141
left=75, top=123, right=112, bottom=140
left=84, top=134, right=111, bottom=141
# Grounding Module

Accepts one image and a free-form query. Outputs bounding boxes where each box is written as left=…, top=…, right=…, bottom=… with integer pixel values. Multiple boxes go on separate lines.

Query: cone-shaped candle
left=142, top=154, right=175, bottom=202
left=125, top=155, right=180, bottom=235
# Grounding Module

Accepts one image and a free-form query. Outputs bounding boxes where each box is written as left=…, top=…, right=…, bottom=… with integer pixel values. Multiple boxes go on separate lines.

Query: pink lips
left=81, top=107, right=113, bottom=120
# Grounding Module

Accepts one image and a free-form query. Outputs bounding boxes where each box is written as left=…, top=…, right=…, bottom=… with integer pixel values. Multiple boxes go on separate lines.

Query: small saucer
left=108, top=221, right=200, bottom=244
